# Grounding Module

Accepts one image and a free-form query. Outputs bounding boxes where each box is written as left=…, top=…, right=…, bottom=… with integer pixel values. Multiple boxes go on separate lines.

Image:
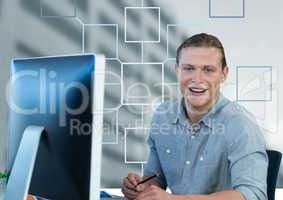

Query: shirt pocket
left=157, top=144, right=185, bottom=187
left=199, top=135, right=227, bottom=168
left=194, top=140, right=228, bottom=190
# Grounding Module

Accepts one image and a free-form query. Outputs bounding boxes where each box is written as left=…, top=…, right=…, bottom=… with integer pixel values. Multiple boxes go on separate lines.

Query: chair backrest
left=267, top=150, right=282, bottom=200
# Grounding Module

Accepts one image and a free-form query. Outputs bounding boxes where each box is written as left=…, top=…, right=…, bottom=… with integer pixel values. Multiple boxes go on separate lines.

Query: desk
left=0, top=189, right=125, bottom=200
left=276, top=188, right=283, bottom=199
left=103, top=189, right=125, bottom=199
left=0, top=188, right=283, bottom=199
left=104, top=188, right=283, bottom=200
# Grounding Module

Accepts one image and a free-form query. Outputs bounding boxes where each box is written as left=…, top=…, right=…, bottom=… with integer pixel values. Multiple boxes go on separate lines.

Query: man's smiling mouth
left=188, top=87, right=208, bottom=94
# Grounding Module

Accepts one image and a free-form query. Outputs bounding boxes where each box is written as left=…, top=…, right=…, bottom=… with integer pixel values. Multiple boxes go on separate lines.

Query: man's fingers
left=127, top=173, right=140, bottom=186
left=136, top=183, right=146, bottom=192
left=122, top=185, right=138, bottom=199
left=123, top=177, right=136, bottom=190
left=122, top=173, right=144, bottom=200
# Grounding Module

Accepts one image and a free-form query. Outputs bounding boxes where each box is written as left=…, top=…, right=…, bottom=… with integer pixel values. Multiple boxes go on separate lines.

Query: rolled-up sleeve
left=227, top=117, right=268, bottom=200
left=143, top=114, right=167, bottom=189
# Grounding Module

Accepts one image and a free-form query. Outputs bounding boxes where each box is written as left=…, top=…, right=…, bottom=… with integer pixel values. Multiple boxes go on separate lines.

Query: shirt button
left=186, top=161, right=191, bottom=165
left=191, top=135, right=195, bottom=139
left=166, top=149, right=171, bottom=154
left=200, top=156, right=204, bottom=161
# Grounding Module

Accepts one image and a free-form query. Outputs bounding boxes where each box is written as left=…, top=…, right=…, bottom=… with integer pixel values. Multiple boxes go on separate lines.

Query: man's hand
left=122, top=173, right=150, bottom=200
left=135, top=185, right=178, bottom=200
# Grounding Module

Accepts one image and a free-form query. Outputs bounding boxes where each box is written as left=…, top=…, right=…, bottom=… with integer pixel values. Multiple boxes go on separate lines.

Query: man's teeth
left=189, top=88, right=207, bottom=93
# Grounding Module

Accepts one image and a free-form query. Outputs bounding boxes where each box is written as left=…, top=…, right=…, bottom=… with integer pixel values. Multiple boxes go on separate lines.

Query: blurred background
left=0, top=0, right=283, bottom=188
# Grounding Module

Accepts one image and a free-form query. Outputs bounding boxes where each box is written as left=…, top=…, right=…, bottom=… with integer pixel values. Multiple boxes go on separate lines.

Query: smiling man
left=122, top=33, right=268, bottom=200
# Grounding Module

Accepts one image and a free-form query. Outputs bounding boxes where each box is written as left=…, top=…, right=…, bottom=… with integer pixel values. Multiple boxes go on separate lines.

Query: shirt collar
left=172, top=93, right=228, bottom=128
left=172, top=98, right=185, bottom=124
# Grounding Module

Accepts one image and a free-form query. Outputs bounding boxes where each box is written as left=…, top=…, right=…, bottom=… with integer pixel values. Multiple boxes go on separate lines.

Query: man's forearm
left=174, top=190, right=245, bottom=200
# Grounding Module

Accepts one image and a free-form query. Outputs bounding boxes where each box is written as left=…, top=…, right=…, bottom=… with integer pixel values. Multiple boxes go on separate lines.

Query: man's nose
left=191, top=69, right=203, bottom=82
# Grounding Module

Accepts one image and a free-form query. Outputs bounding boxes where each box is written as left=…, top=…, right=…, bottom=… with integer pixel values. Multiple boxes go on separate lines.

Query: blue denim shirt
left=144, top=94, right=268, bottom=200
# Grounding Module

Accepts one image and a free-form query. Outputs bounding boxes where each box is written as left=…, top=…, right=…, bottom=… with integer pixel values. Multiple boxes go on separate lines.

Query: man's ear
left=222, top=66, right=229, bottom=82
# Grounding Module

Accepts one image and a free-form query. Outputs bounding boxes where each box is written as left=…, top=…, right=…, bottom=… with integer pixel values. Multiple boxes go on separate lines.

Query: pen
left=135, top=173, right=160, bottom=187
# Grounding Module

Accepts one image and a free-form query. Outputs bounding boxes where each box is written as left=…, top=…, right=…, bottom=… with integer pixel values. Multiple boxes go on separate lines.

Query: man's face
left=176, top=47, right=228, bottom=112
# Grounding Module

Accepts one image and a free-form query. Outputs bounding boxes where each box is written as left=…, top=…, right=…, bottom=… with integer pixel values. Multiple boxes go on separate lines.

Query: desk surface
left=104, top=188, right=283, bottom=200
left=0, top=189, right=282, bottom=199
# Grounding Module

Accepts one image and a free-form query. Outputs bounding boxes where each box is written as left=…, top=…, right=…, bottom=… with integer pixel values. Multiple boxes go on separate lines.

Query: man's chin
left=185, top=97, right=210, bottom=110
left=186, top=94, right=209, bottom=103
left=188, top=102, right=208, bottom=109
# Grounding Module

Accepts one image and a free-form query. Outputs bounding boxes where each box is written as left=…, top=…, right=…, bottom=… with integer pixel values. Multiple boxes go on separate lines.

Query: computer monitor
left=7, top=54, right=105, bottom=200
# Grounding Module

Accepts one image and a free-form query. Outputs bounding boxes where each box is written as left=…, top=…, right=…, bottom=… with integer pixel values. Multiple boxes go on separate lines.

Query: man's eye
left=204, top=68, right=214, bottom=72
left=184, top=67, right=194, bottom=71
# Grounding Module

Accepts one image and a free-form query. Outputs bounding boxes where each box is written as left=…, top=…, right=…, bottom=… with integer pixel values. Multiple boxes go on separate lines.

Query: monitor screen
left=8, top=54, right=105, bottom=200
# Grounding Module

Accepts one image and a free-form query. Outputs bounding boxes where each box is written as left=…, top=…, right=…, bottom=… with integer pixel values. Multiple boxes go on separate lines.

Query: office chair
left=267, top=150, right=282, bottom=200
